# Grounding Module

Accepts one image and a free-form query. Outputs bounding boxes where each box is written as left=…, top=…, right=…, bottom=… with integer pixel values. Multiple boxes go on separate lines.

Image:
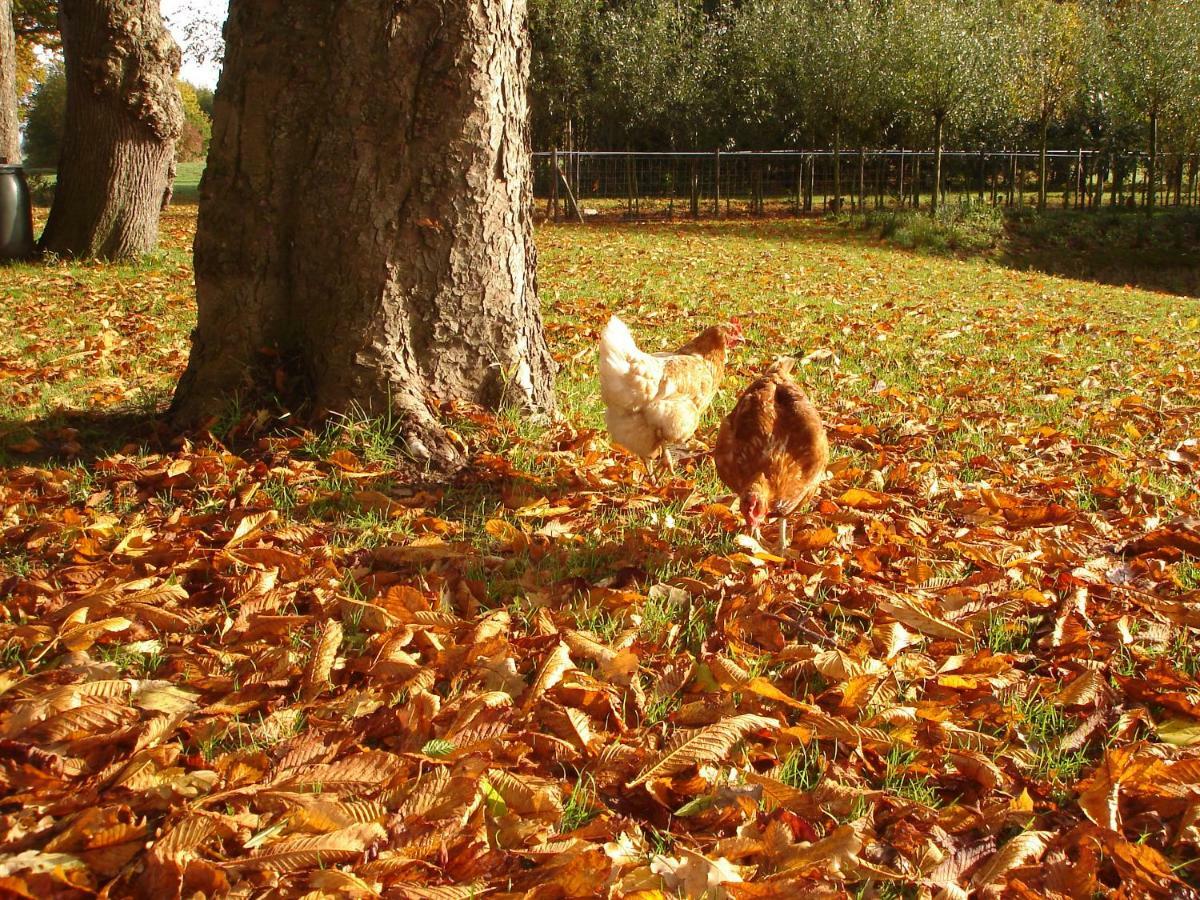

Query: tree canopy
left=527, top=0, right=1200, bottom=159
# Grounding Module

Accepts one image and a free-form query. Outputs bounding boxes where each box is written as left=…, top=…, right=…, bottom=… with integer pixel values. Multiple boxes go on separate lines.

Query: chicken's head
left=742, top=484, right=769, bottom=533
left=726, top=317, right=747, bottom=347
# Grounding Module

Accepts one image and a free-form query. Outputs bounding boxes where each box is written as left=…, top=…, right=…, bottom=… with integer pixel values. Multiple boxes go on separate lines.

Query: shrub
left=843, top=201, right=1005, bottom=253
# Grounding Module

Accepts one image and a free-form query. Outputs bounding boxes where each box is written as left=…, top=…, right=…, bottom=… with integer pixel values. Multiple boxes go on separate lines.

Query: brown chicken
left=600, top=315, right=744, bottom=479
left=714, top=359, right=829, bottom=552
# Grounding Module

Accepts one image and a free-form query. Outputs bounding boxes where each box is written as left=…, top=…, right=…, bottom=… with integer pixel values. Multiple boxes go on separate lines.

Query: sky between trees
left=162, top=0, right=225, bottom=87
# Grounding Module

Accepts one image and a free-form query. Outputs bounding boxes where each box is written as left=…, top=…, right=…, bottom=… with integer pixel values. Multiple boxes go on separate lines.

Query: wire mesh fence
left=534, top=150, right=1200, bottom=221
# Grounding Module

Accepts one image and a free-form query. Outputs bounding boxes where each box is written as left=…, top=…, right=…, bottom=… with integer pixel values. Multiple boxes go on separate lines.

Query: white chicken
left=599, top=315, right=744, bottom=479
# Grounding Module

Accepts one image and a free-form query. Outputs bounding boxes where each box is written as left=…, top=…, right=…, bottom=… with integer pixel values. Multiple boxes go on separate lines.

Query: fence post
left=876, top=152, right=884, bottom=209
left=690, top=158, right=699, bottom=218
left=858, top=147, right=866, bottom=212
left=551, top=148, right=560, bottom=221
left=806, top=154, right=814, bottom=211
left=714, top=149, right=721, bottom=217
left=897, top=149, right=905, bottom=209
left=1075, top=148, right=1084, bottom=209
left=794, top=156, right=801, bottom=215
left=625, top=151, right=634, bottom=217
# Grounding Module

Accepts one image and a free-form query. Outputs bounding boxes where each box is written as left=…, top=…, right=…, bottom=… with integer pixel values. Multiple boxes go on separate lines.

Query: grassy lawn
left=0, top=207, right=1198, bottom=895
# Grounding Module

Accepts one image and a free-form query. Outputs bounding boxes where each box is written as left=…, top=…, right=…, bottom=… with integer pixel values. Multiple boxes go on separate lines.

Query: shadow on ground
left=0, top=408, right=174, bottom=467
left=999, top=209, right=1200, bottom=298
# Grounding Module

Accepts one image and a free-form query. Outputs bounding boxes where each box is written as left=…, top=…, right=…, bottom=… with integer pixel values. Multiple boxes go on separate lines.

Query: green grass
left=2, top=204, right=1199, bottom=894
left=172, top=161, right=205, bottom=204
left=882, top=747, right=940, bottom=808
left=779, top=742, right=825, bottom=791
left=1176, top=557, right=1200, bottom=591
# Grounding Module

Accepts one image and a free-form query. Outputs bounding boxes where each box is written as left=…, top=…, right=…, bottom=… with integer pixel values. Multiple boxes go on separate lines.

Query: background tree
left=891, top=0, right=995, bottom=214
left=589, top=0, right=711, bottom=149
left=528, top=0, right=598, bottom=151
left=171, top=0, right=557, bottom=467
left=164, top=0, right=223, bottom=67
left=715, top=0, right=809, bottom=149
left=39, top=0, right=184, bottom=259
left=194, top=84, right=212, bottom=118
left=1014, top=0, right=1083, bottom=209
left=11, top=0, right=57, bottom=100
left=1111, top=0, right=1197, bottom=208
left=803, top=0, right=882, bottom=209
left=176, top=79, right=210, bottom=161
left=21, top=62, right=62, bottom=165
left=1, top=0, right=20, bottom=161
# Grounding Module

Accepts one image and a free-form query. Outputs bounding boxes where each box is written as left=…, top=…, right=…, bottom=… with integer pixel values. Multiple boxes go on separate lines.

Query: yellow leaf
left=225, top=510, right=277, bottom=549
left=523, top=642, right=574, bottom=711
left=301, top=620, right=343, bottom=701
left=60, top=617, right=132, bottom=652
left=745, top=677, right=808, bottom=709
left=1156, top=718, right=1200, bottom=747
left=838, top=488, right=890, bottom=510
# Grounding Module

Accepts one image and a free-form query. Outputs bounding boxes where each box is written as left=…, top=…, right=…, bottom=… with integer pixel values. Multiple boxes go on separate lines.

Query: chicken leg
left=641, top=456, right=659, bottom=486
left=661, top=446, right=676, bottom=478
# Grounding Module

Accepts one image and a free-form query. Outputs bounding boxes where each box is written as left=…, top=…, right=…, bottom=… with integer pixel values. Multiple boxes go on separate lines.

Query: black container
left=0, top=165, right=36, bottom=261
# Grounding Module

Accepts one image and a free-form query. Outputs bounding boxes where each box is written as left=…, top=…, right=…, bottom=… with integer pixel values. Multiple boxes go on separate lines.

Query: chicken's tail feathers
left=599, top=315, right=645, bottom=375
left=766, top=356, right=797, bottom=378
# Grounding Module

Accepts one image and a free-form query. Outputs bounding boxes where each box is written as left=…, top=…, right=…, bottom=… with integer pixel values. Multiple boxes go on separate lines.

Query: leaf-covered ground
left=0, top=208, right=1198, bottom=898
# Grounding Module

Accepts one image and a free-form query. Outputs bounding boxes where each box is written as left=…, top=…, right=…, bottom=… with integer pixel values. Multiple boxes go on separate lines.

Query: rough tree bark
left=0, top=0, right=21, bottom=162
left=39, top=0, right=182, bottom=260
left=170, top=0, right=558, bottom=466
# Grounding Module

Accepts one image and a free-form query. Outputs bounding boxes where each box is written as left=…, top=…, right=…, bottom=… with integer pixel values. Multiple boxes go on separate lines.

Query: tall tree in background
left=0, top=0, right=20, bottom=161
left=12, top=0, right=57, bottom=90
left=1104, top=0, right=1197, bottom=209
left=590, top=0, right=711, bottom=149
left=171, top=0, right=557, bottom=466
left=39, top=1, right=183, bottom=259
left=1015, top=0, right=1082, bottom=210
left=717, top=0, right=808, bottom=148
left=892, top=0, right=993, bottom=215
left=804, top=0, right=880, bottom=210
left=529, top=0, right=598, bottom=150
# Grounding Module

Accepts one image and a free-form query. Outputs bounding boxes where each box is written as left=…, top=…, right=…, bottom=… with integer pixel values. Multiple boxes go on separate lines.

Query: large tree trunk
left=0, top=0, right=21, bottom=162
left=39, top=0, right=182, bottom=260
left=170, top=0, right=557, bottom=467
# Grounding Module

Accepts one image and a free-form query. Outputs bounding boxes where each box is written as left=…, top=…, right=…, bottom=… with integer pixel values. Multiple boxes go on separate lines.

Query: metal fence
left=534, top=150, right=1200, bottom=221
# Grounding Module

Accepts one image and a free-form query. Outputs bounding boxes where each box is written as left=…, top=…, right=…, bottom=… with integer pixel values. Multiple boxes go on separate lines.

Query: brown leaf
left=301, top=619, right=342, bottom=701
left=628, top=714, right=776, bottom=787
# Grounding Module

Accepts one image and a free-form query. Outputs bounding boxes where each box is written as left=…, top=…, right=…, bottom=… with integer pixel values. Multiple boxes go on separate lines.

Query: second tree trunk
left=0, top=0, right=20, bottom=162
left=39, top=0, right=183, bottom=260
